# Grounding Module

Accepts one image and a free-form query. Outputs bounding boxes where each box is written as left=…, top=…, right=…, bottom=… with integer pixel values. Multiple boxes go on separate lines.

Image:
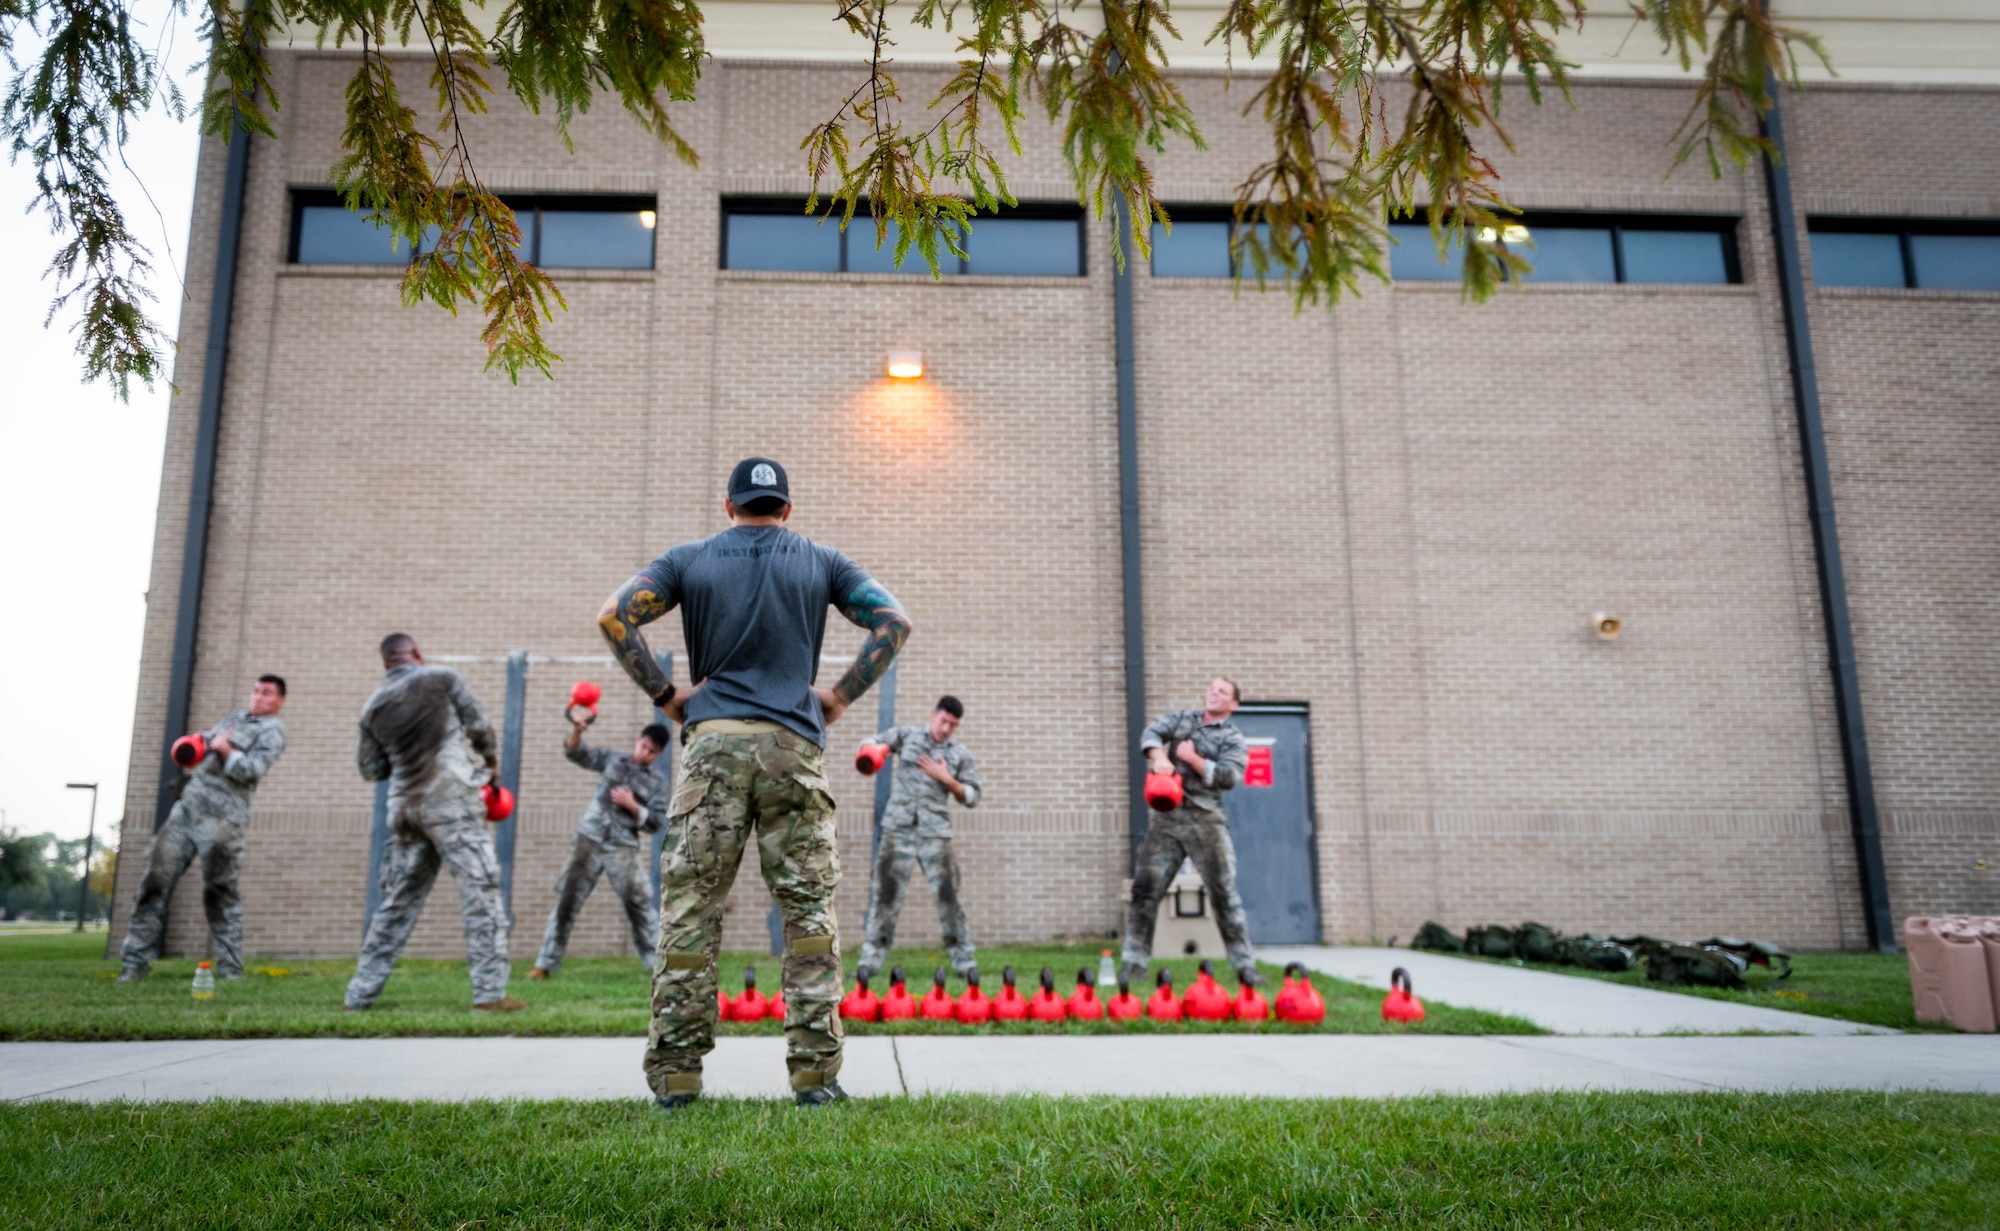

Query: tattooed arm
left=815, top=577, right=912, bottom=726
left=597, top=572, right=676, bottom=709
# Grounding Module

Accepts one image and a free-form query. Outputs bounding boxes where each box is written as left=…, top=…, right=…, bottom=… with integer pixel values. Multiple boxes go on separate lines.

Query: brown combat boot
left=526, top=967, right=550, bottom=980
left=473, top=997, right=528, bottom=1012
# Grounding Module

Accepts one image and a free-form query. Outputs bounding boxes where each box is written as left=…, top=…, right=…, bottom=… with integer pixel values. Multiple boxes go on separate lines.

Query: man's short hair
left=1216, top=677, right=1241, bottom=703
left=641, top=723, right=671, bottom=749
left=380, top=632, right=416, bottom=664
left=736, top=494, right=787, bottom=518
left=257, top=673, right=287, bottom=697
left=935, top=696, right=964, bottom=719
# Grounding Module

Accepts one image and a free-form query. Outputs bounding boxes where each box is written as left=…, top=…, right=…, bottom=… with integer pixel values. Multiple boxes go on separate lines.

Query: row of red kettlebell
left=836, top=961, right=1332, bottom=1025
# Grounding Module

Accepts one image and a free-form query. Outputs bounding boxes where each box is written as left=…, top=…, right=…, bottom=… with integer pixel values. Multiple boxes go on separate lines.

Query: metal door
left=1223, top=705, right=1320, bottom=943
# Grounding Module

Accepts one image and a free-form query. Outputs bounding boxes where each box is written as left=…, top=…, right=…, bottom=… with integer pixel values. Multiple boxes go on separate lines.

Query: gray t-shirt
left=638, top=525, right=873, bottom=747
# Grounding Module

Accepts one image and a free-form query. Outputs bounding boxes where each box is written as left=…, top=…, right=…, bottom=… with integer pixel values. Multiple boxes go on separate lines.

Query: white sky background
left=0, top=0, right=202, bottom=847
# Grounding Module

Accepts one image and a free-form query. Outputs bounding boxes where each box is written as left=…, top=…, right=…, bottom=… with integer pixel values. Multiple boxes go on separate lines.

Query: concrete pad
left=1265, top=945, right=1896, bottom=1036
left=8, top=1033, right=1995, bottom=1102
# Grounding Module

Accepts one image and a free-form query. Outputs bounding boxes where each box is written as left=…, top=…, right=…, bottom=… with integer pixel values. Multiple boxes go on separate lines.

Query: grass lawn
left=0, top=931, right=1536, bottom=1040
left=4, top=1093, right=1996, bottom=1228
left=1454, top=949, right=1925, bottom=1030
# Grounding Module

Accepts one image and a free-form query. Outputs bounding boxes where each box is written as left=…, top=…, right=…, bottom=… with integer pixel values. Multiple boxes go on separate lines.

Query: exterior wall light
left=638, top=210, right=657, bottom=230
left=886, top=350, right=924, bottom=380
left=1592, top=612, right=1621, bottom=640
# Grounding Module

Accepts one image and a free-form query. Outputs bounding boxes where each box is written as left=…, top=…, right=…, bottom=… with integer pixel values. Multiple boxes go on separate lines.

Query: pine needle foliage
left=4, top=0, right=1827, bottom=394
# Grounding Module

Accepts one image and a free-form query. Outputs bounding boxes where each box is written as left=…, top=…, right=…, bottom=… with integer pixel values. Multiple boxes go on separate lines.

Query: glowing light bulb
left=886, top=350, right=924, bottom=380
left=638, top=210, right=657, bottom=230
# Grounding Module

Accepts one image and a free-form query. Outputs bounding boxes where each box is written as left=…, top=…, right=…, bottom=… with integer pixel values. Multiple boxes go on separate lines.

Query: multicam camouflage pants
left=1121, top=810, right=1257, bottom=980
left=345, top=794, right=511, bottom=1008
left=120, top=801, right=247, bottom=976
left=534, top=835, right=658, bottom=973
left=645, top=723, right=842, bottom=1098
left=857, top=826, right=975, bottom=978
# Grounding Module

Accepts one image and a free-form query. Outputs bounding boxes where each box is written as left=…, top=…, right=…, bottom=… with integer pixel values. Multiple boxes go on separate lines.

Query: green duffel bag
left=1645, top=943, right=1748, bottom=989
left=1610, top=934, right=1677, bottom=960
left=1513, top=921, right=1563, bottom=963
left=1698, top=936, right=1793, bottom=985
left=1411, top=921, right=1464, bottom=953
left=1464, top=925, right=1516, bottom=958
left=1565, top=936, right=1636, bottom=972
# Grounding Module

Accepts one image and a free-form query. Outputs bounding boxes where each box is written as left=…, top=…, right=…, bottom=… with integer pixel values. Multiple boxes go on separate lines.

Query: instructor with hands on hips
left=597, top=457, right=910, bottom=1111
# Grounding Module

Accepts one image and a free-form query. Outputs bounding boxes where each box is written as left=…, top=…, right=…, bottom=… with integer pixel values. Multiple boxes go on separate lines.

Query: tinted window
left=1622, top=229, right=1729, bottom=284
left=846, top=220, right=928, bottom=274
left=725, top=213, right=840, bottom=272
left=1910, top=234, right=2000, bottom=291
left=1810, top=232, right=1905, bottom=288
left=967, top=217, right=1080, bottom=275
left=1515, top=227, right=1616, bottom=282
left=296, top=206, right=409, bottom=265
left=540, top=210, right=654, bottom=269
left=1151, top=220, right=1232, bottom=277
left=1388, top=223, right=1465, bottom=281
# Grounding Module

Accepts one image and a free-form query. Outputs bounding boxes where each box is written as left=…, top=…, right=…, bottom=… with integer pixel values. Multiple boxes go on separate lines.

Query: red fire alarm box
left=1244, top=744, right=1274, bottom=788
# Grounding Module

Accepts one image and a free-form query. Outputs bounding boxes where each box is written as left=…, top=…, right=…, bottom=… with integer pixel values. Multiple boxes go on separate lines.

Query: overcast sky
left=0, top=1, right=198, bottom=848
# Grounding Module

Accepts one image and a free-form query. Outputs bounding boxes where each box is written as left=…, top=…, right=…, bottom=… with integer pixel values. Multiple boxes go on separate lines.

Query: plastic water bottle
left=191, top=961, right=215, bottom=1000
left=1098, top=949, right=1117, bottom=991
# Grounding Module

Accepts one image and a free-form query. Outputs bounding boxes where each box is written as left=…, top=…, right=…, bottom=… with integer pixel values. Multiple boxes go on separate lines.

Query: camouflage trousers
left=646, top=723, right=842, bottom=1099
left=857, top=826, right=975, bottom=978
left=534, top=834, right=658, bottom=973
left=120, top=801, right=247, bottom=976
left=1122, top=810, right=1257, bottom=980
left=345, top=795, right=511, bottom=1008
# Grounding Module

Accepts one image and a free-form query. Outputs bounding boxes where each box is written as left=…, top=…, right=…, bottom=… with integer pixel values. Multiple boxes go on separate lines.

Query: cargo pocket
left=668, top=775, right=713, bottom=822
left=790, top=772, right=836, bottom=821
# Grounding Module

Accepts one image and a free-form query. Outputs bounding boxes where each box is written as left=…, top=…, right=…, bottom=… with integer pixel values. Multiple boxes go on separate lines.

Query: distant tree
left=4, top=0, right=1823, bottom=392
left=0, top=828, right=50, bottom=920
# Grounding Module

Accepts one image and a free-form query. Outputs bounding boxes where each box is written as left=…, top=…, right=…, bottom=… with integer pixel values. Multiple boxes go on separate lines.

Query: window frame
left=288, top=189, right=659, bottom=268
left=718, top=197, right=1087, bottom=276
left=1806, top=216, right=2000, bottom=290
left=1389, top=209, right=1743, bottom=285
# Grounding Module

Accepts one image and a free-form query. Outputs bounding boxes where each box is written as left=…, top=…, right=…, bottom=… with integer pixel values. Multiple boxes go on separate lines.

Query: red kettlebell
left=1381, top=967, right=1425, bottom=1024
left=921, top=968, right=956, bottom=1020
left=993, top=966, right=1029, bottom=1021
left=1106, top=973, right=1143, bottom=1022
left=480, top=783, right=515, bottom=822
left=839, top=974, right=882, bottom=1023
left=1276, top=962, right=1326, bottom=1025
left=566, top=680, right=601, bottom=724
left=729, top=968, right=770, bottom=1022
left=1143, top=771, right=1183, bottom=813
left=1182, top=960, right=1231, bottom=1021
left=855, top=743, right=890, bottom=776
left=880, top=966, right=917, bottom=1021
left=1232, top=976, right=1270, bottom=1023
left=170, top=733, right=208, bottom=768
left=1147, top=969, right=1183, bottom=1021
left=1067, top=969, right=1104, bottom=1021
left=717, top=988, right=730, bottom=1020
left=955, top=970, right=994, bottom=1025
left=767, top=988, right=786, bottom=1021
left=1028, top=966, right=1068, bottom=1023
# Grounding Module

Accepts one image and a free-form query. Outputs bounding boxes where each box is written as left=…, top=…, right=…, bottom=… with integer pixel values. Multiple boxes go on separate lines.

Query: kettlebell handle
left=1390, top=967, right=1412, bottom=995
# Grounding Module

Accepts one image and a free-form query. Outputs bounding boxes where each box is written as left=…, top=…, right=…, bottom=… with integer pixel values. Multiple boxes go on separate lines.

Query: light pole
left=65, top=783, right=98, bottom=932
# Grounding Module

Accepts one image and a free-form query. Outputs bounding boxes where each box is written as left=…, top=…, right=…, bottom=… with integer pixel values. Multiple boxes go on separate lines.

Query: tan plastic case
left=1904, top=916, right=1998, bottom=1033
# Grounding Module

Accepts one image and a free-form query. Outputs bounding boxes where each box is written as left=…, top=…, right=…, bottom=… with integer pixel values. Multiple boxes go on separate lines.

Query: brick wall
left=108, top=62, right=1999, bottom=963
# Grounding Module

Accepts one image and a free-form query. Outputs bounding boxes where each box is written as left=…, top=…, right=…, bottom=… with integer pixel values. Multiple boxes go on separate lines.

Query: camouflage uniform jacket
left=566, top=741, right=671, bottom=848
left=178, top=710, right=287, bottom=822
left=869, top=725, right=981, bottom=839
left=1139, top=709, right=1248, bottom=821
left=356, top=664, right=496, bottom=827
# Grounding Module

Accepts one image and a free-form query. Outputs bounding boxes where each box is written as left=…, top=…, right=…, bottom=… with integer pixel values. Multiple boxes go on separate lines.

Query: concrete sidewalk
left=1267, top=946, right=1896, bottom=1036
left=6, top=1034, right=1995, bottom=1102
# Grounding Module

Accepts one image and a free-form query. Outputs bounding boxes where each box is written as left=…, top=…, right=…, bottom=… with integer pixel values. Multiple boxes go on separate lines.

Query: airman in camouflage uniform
left=344, top=633, right=523, bottom=1012
left=855, top=697, right=983, bottom=980
left=1123, top=677, right=1259, bottom=985
left=528, top=718, right=673, bottom=977
left=597, top=456, right=909, bottom=1109
left=118, top=675, right=289, bottom=981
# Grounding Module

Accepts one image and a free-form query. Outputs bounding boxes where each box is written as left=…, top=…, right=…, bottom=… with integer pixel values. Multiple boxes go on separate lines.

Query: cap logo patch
left=752, top=463, right=777, bottom=486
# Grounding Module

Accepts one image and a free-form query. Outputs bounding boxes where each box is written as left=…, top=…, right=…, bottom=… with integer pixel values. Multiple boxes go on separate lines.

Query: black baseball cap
left=728, top=457, right=790, bottom=506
